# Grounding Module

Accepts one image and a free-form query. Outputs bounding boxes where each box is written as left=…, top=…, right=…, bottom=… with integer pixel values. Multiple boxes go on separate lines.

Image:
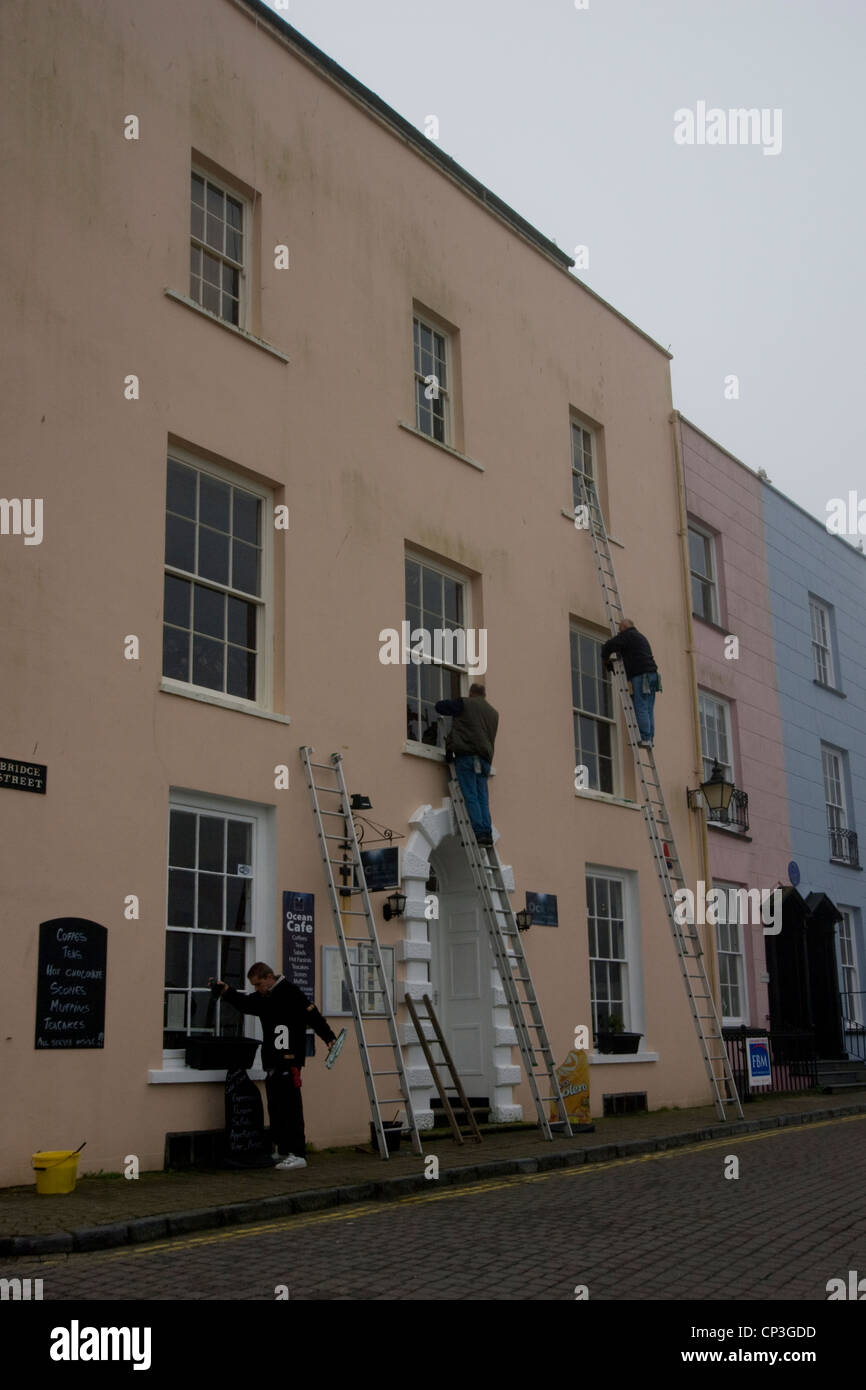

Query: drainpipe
left=670, top=410, right=721, bottom=1010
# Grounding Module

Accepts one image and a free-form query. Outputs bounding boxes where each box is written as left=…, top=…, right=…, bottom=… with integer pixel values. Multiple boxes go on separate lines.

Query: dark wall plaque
left=526, top=892, right=559, bottom=927
left=1, top=758, right=46, bottom=794
left=359, top=847, right=399, bottom=893
left=35, top=918, right=107, bottom=1049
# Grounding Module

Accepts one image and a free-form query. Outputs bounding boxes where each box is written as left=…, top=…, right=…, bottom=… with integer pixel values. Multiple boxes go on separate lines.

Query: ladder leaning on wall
left=299, top=746, right=424, bottom=1158
left=574, top=473, right=743, bottom=1122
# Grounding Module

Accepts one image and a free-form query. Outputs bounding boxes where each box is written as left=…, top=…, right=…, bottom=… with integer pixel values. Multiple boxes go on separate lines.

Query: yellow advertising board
left=550, top=1047, right=592, bottom=1126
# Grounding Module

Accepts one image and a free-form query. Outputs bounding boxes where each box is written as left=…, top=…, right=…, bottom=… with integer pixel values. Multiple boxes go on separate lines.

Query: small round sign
left=788, top=861, right=800, bottom=887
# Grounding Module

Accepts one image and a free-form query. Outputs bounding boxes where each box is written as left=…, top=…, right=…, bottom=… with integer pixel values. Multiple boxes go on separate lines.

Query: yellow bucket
left=32, top=1149, right=81, bottom=1195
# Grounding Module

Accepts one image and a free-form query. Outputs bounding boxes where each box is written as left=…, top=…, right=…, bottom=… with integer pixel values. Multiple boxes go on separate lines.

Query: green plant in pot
left=595, top=1012, right=642, bottom=1055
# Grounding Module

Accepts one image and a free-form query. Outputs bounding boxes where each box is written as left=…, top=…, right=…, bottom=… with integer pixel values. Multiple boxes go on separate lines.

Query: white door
left=432, top=890, right=493, bottom=1095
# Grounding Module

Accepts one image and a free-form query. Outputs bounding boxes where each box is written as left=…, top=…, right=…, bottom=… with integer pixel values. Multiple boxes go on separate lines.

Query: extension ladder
left=299, top=747, right=423, bottom=1157
left=404, top=993, right=483, bottom=1144
left=574, top=474, right=743, bottom=1121
left=447, top=768, right=573, bottom=1139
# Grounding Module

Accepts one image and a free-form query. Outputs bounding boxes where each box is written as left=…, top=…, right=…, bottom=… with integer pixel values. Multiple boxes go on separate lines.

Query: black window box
left=596, top=1032, right=642, bottom=1055
left=185, top=1038, right=261, bottom=1070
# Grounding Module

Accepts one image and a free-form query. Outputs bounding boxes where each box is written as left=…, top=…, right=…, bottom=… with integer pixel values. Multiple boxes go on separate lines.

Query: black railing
left=707, top=787, right=749, bottom=834
left=723, top=1027, right=817, bottom=1100
left=840, top=990, right=866, bottom=1062
left=829, top=827, right=860, bottom=867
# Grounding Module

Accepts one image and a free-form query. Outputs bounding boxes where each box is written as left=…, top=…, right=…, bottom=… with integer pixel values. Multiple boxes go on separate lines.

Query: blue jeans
left=630, top=672, right=659, bottom=742
left=455, top=754, right=492, bottom=835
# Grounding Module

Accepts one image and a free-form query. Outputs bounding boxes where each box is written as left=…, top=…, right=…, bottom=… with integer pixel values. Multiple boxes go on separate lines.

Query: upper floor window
left=822, top=744, right=859, bottom=866
left=571, top=628, right=616, bottom=794
left=163, top=453, right=267, bottom=704
left=413, top=316, right=450, bottom=443
left=190, top=170, right=246, bottom=326
left=809, top=596, right=837, bottom=688
left=571, top=421, right=595, bottom=511
left=689, top=524, right=719, bottom=625
left=698, top=691, right=732, bottom=782
left=405, top=555, right=468, bottom=748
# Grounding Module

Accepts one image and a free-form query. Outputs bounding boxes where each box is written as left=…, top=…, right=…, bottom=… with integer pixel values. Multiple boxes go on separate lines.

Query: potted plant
left=595, top=1013, right=643, bottom=1055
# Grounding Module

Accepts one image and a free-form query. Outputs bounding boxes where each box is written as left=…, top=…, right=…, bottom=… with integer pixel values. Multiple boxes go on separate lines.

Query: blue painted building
left=761, top=481, right=866, bottom=1058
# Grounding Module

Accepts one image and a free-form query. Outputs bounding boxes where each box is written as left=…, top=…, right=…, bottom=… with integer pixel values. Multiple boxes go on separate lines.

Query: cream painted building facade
left=1, top=0, right=721, bottom=1185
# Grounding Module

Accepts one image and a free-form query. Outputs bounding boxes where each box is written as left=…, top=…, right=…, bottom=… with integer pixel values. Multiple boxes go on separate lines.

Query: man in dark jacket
left=601, top=618, right=660, bottom=748
left=212, top=963, right=338, bottom=1170
left=434, top=683, right=499, bottom=844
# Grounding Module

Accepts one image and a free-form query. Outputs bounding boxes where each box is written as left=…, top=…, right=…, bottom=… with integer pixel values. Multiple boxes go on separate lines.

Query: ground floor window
left=587, top=873, right=628, bottom=1035
left=322, top=944, right=396, bottom=1016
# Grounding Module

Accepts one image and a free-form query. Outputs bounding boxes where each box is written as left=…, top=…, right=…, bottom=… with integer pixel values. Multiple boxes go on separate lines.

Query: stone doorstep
left=3, top=1097, right=866, bottom=1258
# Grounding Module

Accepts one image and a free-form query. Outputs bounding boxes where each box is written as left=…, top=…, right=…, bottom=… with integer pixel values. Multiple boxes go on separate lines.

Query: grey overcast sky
left=263, top=0, right=864, bottom=527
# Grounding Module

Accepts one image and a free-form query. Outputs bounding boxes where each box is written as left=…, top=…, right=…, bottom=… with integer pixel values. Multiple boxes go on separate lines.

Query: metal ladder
left=574, top=475, right=743, bottom=1121
left=447, top=768, right=573, bottom=1139
left=299, top=747, right=423, bottom=1158
left=404, top=993, right=483, bottom=1144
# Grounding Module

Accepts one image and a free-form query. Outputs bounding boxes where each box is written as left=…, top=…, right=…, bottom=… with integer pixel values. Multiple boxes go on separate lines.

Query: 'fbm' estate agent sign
left=35, top=919, right=107, bottom=1049
left=0, top=757, right=46, bottom=794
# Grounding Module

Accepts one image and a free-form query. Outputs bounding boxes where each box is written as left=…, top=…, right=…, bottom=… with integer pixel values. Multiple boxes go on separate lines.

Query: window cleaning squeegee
left=326, top=1028, right=347, bottom=1069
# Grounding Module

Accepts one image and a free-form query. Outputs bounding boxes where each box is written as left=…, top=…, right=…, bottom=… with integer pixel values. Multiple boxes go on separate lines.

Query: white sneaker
left=274, top=1154, right=307, bottom=1170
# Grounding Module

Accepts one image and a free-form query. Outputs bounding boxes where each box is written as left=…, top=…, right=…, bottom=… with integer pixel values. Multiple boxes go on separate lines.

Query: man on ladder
left=435, top=683, right=499, bottom=845
left=601, top=618, right=661, bottom=749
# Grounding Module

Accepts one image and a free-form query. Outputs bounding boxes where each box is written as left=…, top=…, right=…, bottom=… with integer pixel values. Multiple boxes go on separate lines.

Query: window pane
left=221, top=937, right=246, bottom=989
left=226, top=196, right=242, bottom=228
left=189, top=991, right=210, bottom=1030
left=225, top=227, right=241, bottom=262
left=227, top=646, right=256, bottom=700
left=191, top=934, right=219, bottom=987
left=193, top=634, right=224, bottom=690
left=169, top=810, right=196, bottom=868
left=165, top=514, right=195, bottom=572
left=198, top=528, right=230, bottom=585
left=190, top=204, right=204, bottom=241
left=194, top=584, right=225, bottom=639
left=164, top=931, right=188, bottom=988
left=233, top=490, right=260, bottom=544
left=164, top=574, right=191, bottom=628
left=227, top=596, right=256, bottom=648
left=422, top=567, right=443, bottom=620
left=163, top=625, right=189, bottom=681
left=167, top=460, right=197, bottom=519
left=197, top=874, right=224, bottom=930
left=202, top=280, right=220, bottom=315
left=191, top=173, right=205, bottom=206
left=232, top=539, right=260, bottom=596
left=168, top=869, right=195, bottom=928
left=226, top=877, right=251, bottom=932
left=198, top=816, right=225, bottom=872
left=199, top=476, right=231, bottom=533
left=202, top=250, right=221, bottom=286
left=227, top=820, right=252, bottom=871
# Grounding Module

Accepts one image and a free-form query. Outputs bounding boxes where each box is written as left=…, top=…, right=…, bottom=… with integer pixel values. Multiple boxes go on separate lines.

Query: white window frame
left=698, top=691, right=734, bottom=782
left=809, top=596, right=836, bottom=688
left=413, top=314, right=452, bottom=445
left=162, top=445, right=274, bottom=714
left=571, top=625, right=619, bottom=797
left=163, top=789, right=275, bottom=1066
left=585, top=868, right=644, bottom=1041
left=713, top=881, right=748, bottom=1025
left=822, top=744, right=849, bottom=854
left=689, top=523, right=720, bottom=625
left=404, top=551, right=473, bottom=751
left=190, top=166, right=249, bottom=330
left=570, top=419, right=596, bottom=511
left=322, top=944, right=396, bottom=1017
left=837, top=908, right=862, bottom=1026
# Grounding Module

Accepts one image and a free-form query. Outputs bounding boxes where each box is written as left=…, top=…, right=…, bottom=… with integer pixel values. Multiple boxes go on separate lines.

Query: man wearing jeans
left=435, top=683, right=499, bottom=845
left=601, top=619, right=661, bottom=748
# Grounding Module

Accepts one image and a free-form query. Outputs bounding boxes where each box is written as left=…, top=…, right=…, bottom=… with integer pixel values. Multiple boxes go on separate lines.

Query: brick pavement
left=2, top=1089, right=864, bottom=1255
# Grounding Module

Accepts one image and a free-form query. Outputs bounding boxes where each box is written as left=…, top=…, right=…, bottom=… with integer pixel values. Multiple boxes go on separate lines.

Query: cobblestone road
left=4, top=1115, right=864, bottom=1301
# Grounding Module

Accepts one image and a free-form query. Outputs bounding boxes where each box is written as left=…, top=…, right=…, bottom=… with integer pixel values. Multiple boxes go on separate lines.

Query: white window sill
left=575, top=787, right=641, bottom=810
left=561, top=508, right=624, bottom=548
left=148, top=1066, right=267, bottom=1084
left=164, top=289, right=290, bottom=362
left=398, top=421, right=485, bottom=472
left=589, top=1051, right=658, bottom=1064
left=403, top=740, right=447, bottom=762
left=160, top=679, right=291, bottom=724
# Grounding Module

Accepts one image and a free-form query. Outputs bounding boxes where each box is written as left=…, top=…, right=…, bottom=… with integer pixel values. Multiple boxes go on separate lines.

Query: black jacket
left=601, top=627, right=658, bottom=679
left=434, top=696, right=499, bottom=762
left=222, top=977, right=336, bottom=1070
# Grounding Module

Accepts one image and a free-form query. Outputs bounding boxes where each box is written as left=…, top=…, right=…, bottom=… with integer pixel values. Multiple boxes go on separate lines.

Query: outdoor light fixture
left=383, top=891, right=406, bottom=921
left=516, top=908, right=533, bottom=932
left=687, top=759, right=735, bottom=813
left=350, top=794, right=372, bottom=811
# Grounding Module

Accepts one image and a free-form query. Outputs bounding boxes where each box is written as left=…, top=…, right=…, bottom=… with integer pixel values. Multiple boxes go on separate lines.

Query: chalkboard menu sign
left=223, top=1068, right=273, bottom=1168
left=35, top=918, right=107, bottom=1049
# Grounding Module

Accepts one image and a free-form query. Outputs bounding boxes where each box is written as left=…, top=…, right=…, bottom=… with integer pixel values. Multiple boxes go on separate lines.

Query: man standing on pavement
left=211, top=963, right=338, bottom=1170
left=434, top=683, right=499, bottom=845
left=601, top=618, right=661, bottom=748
